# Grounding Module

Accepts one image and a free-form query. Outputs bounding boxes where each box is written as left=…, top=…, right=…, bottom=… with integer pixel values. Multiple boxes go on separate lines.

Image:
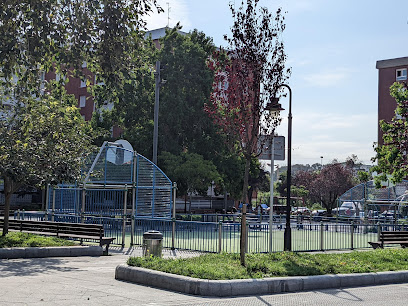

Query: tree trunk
left=240, top=157, right=251, bottom=266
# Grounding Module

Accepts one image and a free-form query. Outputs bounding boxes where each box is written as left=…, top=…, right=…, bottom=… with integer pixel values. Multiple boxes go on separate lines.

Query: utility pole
left=153, top=61, right=161, bottom=165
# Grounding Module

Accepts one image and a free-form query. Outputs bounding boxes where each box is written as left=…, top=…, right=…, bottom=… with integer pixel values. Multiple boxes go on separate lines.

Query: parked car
left=311, top=209, right=327, bottom=221
left=380, top=210, right=401, bottom=220
left=333, top=201, right=361, bottom=217
left=293, top=207, right=311, bottom=215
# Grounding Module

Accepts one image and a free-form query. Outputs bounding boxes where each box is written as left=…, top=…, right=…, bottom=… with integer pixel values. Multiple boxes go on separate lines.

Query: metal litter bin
left=142, top=230, right=163, bottom=257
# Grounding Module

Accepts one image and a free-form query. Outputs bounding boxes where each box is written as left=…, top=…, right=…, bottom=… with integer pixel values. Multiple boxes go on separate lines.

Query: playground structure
left=338, top=180, right=408, bottom=220
left=44, top=141, right=175, bottom=246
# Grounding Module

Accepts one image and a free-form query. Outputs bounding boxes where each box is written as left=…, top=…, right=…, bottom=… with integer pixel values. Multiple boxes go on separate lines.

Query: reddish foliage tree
left=205, top=0, right=290, bottom=205
left=205, top=0, right=290, bottom=265
left=294, top=163, right=354, bottom=214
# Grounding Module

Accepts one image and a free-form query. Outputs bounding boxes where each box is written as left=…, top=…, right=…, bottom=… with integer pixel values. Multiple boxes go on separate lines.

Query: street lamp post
left=283, top=84, right=293, bottom=252
left=266, top=84, right=293, bottom=251
left=273, top=84, right=292, bottom=251
left=152, top=61, right=161, bottom=165
left=152, top=61, right=166, bottom=165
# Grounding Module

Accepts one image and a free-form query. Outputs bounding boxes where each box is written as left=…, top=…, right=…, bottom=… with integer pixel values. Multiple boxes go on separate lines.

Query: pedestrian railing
left=13, top=211, right=408, bottom=253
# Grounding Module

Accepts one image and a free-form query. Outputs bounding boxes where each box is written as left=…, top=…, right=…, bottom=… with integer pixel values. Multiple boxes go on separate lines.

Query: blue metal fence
left=14, top=211, right=408, bottom=253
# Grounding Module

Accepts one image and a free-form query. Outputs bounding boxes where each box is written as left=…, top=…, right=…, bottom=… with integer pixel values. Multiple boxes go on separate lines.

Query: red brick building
left=376, top=56, right=408, bottom=145
left=40, top=28, right=178, bottom=138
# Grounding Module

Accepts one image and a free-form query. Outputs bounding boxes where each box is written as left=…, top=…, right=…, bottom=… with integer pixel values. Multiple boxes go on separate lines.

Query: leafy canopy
left=0, top=86, right=94, bottom=190
left=373, top=82, right=408, bottom=186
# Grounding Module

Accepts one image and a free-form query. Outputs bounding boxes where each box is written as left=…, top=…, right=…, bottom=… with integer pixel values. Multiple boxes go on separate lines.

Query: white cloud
left=303, top=68, right=352, bottom=87
left=274, top=111, right=377, bottom=166
left=145, top=0, right=191, bottom=30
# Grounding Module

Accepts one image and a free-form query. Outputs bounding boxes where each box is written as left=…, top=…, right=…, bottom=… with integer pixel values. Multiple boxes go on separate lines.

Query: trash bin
left=142, top=230, right=163, bottom=257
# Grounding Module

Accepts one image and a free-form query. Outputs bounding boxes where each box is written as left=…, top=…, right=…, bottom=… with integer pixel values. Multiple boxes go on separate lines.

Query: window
left=396, top=68, right=407, bottom=81
left=79, top=96, right=86, bottom=108
left=80, top=79, right=86, bottom=88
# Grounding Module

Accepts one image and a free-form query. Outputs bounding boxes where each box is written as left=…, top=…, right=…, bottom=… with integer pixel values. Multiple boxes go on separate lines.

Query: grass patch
left=0, top=232, right=77, bottom=248
left=127, top=249, right=408, bottom=280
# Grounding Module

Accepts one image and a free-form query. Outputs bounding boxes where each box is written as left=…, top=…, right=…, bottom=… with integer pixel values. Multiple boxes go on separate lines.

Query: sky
left=145, top=0, right=408, bottom=167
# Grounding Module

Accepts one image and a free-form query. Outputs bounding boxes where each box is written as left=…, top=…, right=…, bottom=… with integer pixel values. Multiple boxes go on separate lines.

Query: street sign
left=258, top=135, right=285, bottom=161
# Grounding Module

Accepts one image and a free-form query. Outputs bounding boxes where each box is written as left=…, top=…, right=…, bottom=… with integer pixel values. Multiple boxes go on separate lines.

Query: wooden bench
left=0, top=218, right=115, bottom=255
left=369, top=231, right=408, bottom=249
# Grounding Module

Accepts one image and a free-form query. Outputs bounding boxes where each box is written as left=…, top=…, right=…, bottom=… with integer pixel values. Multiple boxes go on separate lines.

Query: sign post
left=258, top=135, right=285, bottom=253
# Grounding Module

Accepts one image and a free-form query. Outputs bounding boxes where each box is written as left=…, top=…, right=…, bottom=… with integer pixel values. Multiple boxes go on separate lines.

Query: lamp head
left=266, top=97, right=285, bottom=116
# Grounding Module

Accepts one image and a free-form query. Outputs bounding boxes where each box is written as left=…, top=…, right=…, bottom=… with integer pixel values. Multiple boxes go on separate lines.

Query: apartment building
left=376, top=56, right=408, bottom=145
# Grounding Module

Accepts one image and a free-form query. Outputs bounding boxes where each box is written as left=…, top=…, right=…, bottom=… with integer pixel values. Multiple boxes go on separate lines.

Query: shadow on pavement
left=0, top=257, right=83, bottom=277
left=319, top=287, right=364, bottom=302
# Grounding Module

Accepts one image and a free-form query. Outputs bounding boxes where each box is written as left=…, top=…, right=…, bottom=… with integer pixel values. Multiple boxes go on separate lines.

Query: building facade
left=376, top=56, right=408, bottom=145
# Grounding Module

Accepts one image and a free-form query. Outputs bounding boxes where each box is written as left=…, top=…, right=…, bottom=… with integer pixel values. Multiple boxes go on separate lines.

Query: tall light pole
left=272, top=84, right=292, bottom=251
left=153, top=61, right=166, bottom=165
left=282, top=84, right=293, bottom=252
left=152, top=61, right=161, bottom=165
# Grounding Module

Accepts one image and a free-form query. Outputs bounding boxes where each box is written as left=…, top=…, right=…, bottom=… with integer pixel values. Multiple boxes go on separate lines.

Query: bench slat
left=0, top=218, right=114, bottom=254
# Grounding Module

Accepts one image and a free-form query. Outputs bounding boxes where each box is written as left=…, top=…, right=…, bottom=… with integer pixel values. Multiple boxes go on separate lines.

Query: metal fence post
left=171, top=218, right=176, bottom=250
left=218, top=221, right=222, bottom=253
left=81, top=186, right=86, bottom=223
left=131, top=186, right=136, bottom=246
left=52, top=188, right=56, bottom=222
left=45, top=184, right=50, bottom=212
left=172, top=182, right=177, bottom=250
left=122, top=185, right=128, bottom=248
left=320, top=221, right=324, bottom=251
left=246, top=221, right=249, bottom=253
left=377, top=222, right=381, bottom=242
left=351, top=221, right=354, bottom=250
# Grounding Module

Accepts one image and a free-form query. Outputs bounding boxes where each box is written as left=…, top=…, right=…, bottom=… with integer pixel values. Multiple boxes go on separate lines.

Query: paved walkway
left=1, top=248, right=408, bottom=305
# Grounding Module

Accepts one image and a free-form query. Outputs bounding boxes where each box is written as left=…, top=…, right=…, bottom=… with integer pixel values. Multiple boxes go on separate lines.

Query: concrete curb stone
left=115, top=264, right=408, bottom=297
left=0, top=246, right=103, bottom=259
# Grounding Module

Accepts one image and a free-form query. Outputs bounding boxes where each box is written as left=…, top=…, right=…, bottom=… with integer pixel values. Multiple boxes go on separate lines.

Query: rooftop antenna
left=167, top=2, right=171, bottom=27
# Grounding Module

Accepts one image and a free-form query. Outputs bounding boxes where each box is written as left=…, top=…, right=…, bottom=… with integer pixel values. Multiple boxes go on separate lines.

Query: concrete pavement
left=1, top=247, right=408, bottom=305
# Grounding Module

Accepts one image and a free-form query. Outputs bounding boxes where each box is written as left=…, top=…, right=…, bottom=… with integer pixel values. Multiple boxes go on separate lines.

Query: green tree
left=155, top=25, right=248, bottom=202
left=93, top=36, right=159, bottom=157
left=0, top=0, right=162, bottom=101
left=373, top=82, right=408, bottom=185
left=158, top=25, right=216, bottom=155
left=159, top=151, right=220, bottom=212
left=0, top=86, right=94, bottom=235
left=357, top=171, right=371, bottom=184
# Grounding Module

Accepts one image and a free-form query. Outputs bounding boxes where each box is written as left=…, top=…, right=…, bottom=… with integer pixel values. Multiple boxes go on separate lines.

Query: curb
left=115, top=265, right=408, bottom=297
left=0, top=246, right=103, bottom=259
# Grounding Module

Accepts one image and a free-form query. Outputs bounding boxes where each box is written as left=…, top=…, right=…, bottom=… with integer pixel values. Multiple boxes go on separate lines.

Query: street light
left=152, top=61, right=166, bottom=165
left=268, top=84, right=293, bottom=251
left=265, top=98, right=284, bottom=253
